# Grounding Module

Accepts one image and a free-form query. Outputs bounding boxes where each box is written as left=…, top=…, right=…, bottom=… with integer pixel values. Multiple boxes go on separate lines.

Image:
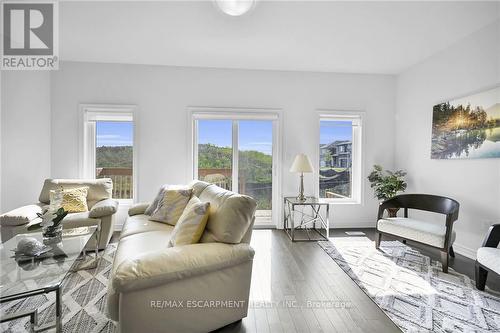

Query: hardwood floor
left=216, top=229, right=400, bottom=333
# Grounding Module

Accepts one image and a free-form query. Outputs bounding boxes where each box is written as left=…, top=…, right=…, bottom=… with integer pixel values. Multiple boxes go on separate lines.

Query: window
left=191, top=110, right=280, bottom=226
left=81, top=105, right=136, bottom=202
left=319, top=114, right=362, bottom=203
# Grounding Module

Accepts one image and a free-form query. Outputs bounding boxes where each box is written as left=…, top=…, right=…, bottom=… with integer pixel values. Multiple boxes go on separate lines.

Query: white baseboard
left=330, top=219, right=376, bottom=229
left=452, top=242, right=477, bottom=260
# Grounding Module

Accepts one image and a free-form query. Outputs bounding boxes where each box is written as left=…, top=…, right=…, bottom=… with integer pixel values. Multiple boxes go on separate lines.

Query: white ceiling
left=60, top=1, right=500, bottom=74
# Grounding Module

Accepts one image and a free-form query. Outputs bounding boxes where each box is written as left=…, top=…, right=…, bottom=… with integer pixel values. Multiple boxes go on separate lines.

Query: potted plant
left=368, top=165, right=407, bottom=217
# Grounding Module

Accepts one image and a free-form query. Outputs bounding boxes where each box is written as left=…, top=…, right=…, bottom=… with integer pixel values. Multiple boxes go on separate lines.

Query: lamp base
left=297, top=173, right=306, bottom=201
left=296, top=194, right=307, bottom=202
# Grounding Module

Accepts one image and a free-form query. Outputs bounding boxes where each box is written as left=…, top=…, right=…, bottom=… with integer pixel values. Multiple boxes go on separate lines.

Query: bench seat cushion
left=378, top=217, right=456, bottom=248
left=477, top=247, right=500, bottom=275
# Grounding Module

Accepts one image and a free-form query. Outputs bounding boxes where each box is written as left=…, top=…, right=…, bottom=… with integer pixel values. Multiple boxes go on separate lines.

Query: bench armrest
left=481, top=224, right=500, bottom=248
left=128, top=202, right=150, bottom=216
left=0, top=204, right=43, bottom=226
left=113, top=242, right=255, bottom=293
left=89, top=199, right=118, bottom=218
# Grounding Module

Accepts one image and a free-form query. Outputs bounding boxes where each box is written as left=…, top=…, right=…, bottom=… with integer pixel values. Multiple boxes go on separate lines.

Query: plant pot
left=387, top=208, right=399, bottom=218
left=42, top=224, right=63, bottom=245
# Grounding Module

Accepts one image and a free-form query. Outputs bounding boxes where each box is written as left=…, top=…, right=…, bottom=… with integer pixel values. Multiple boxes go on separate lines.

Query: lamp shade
left=290, top=153, right=314, bottom=173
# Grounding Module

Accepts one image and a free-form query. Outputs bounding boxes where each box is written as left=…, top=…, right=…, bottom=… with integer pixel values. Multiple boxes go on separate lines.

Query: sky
left=96, top=121, right=133, bottom=147
left=198, top=120, right=273, bottom=155
left=320, top=120, right=353, bottom=144
left=95, top=119, right=352, bottom=150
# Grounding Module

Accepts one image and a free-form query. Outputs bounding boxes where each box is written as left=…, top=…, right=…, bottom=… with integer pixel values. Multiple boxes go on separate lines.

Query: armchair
left=475, top=224, right=500, bottom=291
left=0, top=178, right=118, bottom=249
left=376, top=194, right=460, bottom=273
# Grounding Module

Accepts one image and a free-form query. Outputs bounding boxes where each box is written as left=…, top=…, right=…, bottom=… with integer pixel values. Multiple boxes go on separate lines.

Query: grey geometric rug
left=0, top=244, right=117, bottom=333
left=319, top=237, right=500, bottom=333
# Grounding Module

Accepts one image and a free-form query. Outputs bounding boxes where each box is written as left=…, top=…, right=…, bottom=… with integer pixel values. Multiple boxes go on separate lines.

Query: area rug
left=318, top=237, right=500, bottom=333
left=0, top=244, right=117, bottom=333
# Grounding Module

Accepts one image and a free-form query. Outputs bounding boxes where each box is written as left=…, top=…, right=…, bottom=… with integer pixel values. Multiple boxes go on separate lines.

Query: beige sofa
left=107, top=181, right=257, bottom=333
left=0, top=178, right=118, bottom=249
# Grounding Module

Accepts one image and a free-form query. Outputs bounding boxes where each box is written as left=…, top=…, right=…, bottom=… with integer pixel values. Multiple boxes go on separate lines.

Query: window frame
left=316, top=110, right=364, bottom=205
left=187, top=107, right=283, bottom=227
left=79, top=104, right=138, bottom=204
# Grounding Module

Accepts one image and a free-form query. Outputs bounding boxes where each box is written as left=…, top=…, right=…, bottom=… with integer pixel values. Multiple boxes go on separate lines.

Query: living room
left=0, top=1, right=499, bottom=332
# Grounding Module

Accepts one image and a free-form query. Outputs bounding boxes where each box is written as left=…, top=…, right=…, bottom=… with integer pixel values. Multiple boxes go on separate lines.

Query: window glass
left=95, top=121, right=134, bottom=199
left=319, top=120, right=353, bottom=199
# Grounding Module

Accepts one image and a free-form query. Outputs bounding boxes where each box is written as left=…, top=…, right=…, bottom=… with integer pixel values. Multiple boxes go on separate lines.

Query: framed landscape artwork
left=431, top=86, right=500, bottom=159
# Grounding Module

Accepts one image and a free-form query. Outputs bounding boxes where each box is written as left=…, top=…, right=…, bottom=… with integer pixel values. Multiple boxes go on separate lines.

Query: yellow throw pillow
left=50, top=187, right=89, bottom=213
left=168, top=196, right=210, bottom=247
left=149, top=187, right=193, bottom=225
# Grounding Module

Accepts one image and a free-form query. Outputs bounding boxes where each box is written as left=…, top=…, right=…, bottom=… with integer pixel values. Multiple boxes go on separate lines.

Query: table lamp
left=290, top=153, right=314, bottom=201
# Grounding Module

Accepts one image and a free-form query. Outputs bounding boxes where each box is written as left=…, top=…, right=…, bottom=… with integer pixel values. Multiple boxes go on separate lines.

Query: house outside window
left=318, top=113, right=363, bottom=203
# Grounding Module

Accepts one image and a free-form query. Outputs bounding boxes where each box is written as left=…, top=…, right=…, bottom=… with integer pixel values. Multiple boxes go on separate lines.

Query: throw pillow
left=50, top=187, right=89, bottom=213
left=144, top=184, right=168, bottom=216
left=168, top=196, right=210, bottom=247
left=149, top=187, right=193, bottom=225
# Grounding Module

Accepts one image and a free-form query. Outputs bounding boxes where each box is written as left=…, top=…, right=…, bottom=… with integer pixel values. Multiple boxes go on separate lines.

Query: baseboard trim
left=452, top=242, right=477, bottom=260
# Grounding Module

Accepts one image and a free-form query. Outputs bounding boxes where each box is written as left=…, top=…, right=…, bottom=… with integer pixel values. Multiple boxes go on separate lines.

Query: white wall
left=1, top=71, right=51, bottom=212
left=51, top=62, right=396, bottom=227
left=395, top=21, right=500, bottom=258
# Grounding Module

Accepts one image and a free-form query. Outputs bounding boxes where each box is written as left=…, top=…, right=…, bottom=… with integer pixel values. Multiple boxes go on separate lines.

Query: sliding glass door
left=238, top=121, right=273, bottom=224
left=193, top=114, right=278, bottom=226
left=197, top=120, right=233, bottom=190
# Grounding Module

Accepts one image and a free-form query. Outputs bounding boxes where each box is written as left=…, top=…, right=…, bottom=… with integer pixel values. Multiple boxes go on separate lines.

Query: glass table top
left=0, top=226, right=97, bottom=300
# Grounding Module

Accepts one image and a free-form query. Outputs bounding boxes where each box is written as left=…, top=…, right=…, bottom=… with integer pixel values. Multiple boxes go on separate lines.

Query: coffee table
left=0, top=225, right=100, bottom=332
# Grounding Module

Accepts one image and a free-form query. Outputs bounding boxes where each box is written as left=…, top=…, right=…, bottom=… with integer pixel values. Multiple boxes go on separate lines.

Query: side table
left=283, top=197, right=330, bottom=241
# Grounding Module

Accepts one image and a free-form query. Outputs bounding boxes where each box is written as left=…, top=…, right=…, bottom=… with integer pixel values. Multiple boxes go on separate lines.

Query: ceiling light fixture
left=214, top=0, right=256, bottom=17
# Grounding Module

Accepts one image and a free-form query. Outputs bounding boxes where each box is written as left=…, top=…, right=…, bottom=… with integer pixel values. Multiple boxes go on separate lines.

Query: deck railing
left=96, top=167, right=133, bottom=199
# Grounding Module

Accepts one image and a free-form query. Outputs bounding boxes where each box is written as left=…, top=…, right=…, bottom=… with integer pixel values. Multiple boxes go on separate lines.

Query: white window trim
left=79, top=104, right=138, bottom=205
left=187, top=106, right=283, bottom=227
left=316, top=110, right=365, bottom=205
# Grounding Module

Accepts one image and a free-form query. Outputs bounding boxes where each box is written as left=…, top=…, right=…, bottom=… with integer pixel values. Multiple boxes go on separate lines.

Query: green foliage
left=198, top=144, right=232, bottom=169
left=367, top=164, right=407, bottom=201
left=198, top=144, right=272, bottom=183
left=96, top=146, right=133, bottom=168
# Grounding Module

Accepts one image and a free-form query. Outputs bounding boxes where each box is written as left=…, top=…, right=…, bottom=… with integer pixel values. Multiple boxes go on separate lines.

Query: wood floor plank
left=215, top=229, right=400, bottom=333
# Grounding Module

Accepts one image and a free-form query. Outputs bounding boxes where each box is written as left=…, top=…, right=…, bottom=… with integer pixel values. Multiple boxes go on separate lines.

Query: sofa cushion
left=150, top=187, right=193, bottom=225
left=378, top=217, right=456, bottom=248
left=113, top=230, right=174, bottom=276
left=189, top=180, right=213, bottom=197
left=197, top=183, right=257, bottom=244
left=39, top=178, right=113, bottom=205
left=477, top=247, right=500, bottom=275
left=0, top=204, right=43, bottom=226
left=168, top=196, right=210, bottom=247
left=120, top=214, right=174, bottom=239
